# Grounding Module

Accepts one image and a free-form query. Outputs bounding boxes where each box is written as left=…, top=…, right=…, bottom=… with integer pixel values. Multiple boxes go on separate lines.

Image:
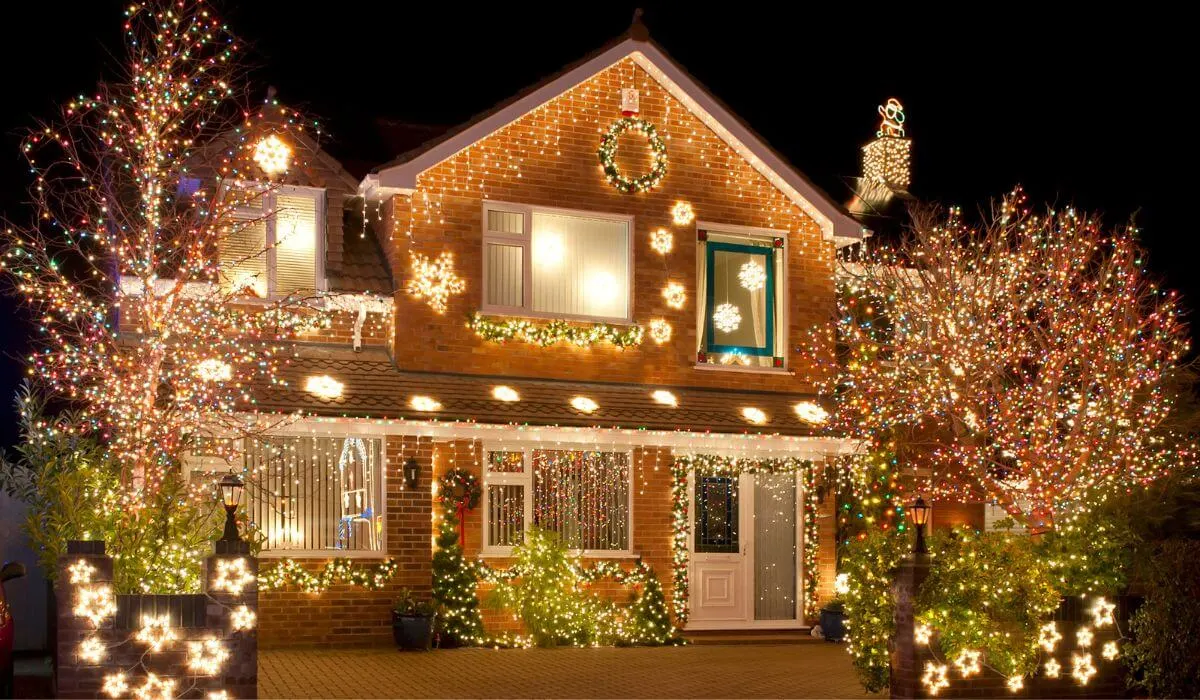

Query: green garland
left=670, top=455, right=820, bottom=624
left=468, top=313, right=644, bottom=348
left=597, top=116, right=668, bottom=193
left=258, top=557, right=398, bottom=594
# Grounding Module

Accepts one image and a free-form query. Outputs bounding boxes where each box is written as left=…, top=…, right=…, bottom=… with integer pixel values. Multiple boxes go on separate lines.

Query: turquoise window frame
left=704, top=240, right=776, bottom=357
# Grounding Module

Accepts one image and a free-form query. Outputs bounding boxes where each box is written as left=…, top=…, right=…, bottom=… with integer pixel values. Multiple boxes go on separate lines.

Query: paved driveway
left=259, top=643, right=873, bottom=698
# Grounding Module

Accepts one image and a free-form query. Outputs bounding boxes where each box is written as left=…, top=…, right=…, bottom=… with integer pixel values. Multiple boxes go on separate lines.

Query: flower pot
left=819, top=607, right=846, bottom=642
left=392, top=611, right=436, bottom=650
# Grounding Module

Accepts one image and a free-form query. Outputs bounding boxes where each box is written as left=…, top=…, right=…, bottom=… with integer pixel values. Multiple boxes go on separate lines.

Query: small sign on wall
left=620, top=88, right=639, bottom=116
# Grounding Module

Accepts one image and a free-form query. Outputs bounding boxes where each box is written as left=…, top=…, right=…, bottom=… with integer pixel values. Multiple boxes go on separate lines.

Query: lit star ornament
left=953, top=649, right=983, bottom=678
left=231, top=604, right=257, bottom=631
left=913, top=623, right=932, bottom=645
left=1038, top=622, right=1062, bottom=652
left=78, top=636, right=106, bottom=664
left=1090, top=597, right=1116, bottom=627
left=712, top=303, right=742, bottom=333
left=737, top=261, right=766, bottom=291
left=1044, top=657, right=1062, bottom=678
left=132, top=672, right=177, bottom=700
left=1006, top=676, right=1025, bottom=693
left=187, top=639, right=230, bottom=675
left=74, top=585, right=117, bottom=627
left=212, top=557, right=255, bottom=595
left=1072, top=652, right=1096, bottom=685
left=406, top=251, right=466, bottom=314
left=1101, top=641, right=1119, bottom=661
left=102, top=673, right=130, bottom=699
left=253, top=134, right=291, bottom=175
left=921, top=662, right=950, bottom=696
left=662, top=282, right=687, bottom=309
left=135, top=614, right=177, bottom=652
left=68, top=559, right=96, bottom=584
left=650, top=228, right=673, bottom=255
left=1076, top=626, right=1094, bottom=647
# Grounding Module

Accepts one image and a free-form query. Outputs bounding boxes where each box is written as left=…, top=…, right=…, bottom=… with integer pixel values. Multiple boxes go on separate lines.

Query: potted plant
left=392, top=589, right=437, bottom=650
left=819, top=597, right=847, bottom=642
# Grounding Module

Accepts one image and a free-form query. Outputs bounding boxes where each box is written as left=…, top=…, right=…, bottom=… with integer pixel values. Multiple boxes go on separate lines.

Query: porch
left=258, top=643, right=872, bottom=698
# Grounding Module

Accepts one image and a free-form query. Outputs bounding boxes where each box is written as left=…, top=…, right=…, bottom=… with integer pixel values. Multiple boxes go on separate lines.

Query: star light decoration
left=135, top=614, right=177, bottom=652
left=1038, top=622, right=1063, bottom=652
left=1090, top=597, right=1116, bottom=627
left=78, top=636, right=106, bottom=664
left=662, top=282, right=687, bottom=309
left=186, top=639, right=230, bottom=675
left=212, top=557, right=255, bottom=595
left=737, top=261, right=766, bottom=291
left=1006, top=675, right=1024, bottom=693
left=712, top=303, right=742, bottom=333
left=953, top=649, right=982, bottom=677
left=921, top=662, right=950, bottom=696
left=74, top=585, right=117, bottom=627
left=650, top=228, right=673, bottom=255
left=1076, top=626, right=1094, bottom=647
left=68, top=559, right=97, bottom=584
left=230, top=604, right=257, bottom=631
left=1071, top=652, right=1096, bottom=684
left=914, top=623, right=933, bottom=645
left=102, top=672, right=130, bottom=699
left=132, top=672, right=177, bottom=700
left=406, top=251, right=466, bottom=314
left=1101, top=640, right=1119, bottom=661
left=1044, top=657, right=1062, bottom=678
left=648, top=319, right=672, bottom=344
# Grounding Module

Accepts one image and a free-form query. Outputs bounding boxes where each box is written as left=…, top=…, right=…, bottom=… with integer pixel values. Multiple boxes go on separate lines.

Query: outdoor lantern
left=218, top=471, right=245, bottom=543
left=403, top=457, right=420, bottom=490
left=908, top=496, right=930, bottom=554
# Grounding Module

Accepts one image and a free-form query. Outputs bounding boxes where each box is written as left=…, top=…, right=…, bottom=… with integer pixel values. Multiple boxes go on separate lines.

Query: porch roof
left=259, top=346, right=834, bottom=438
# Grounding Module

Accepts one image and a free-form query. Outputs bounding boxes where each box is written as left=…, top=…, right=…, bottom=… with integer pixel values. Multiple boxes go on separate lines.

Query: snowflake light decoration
left=212, top=557, right=255, bottom=595
left=649, top=319, right=672, bottom=344
left=671, top=201, right=694, bottom=225
left=921, top=662, right=950, bottom=696
left=74, top=584, right=117, bottom=627
left=406, top=251, right=465, bottom=314
left=1090, top=597, right=1116, bottom=627
left=102, top=673, right=130, bottom=699
left=1038, top=621, right=1062, bottom=652
left=78, top=636, right=106, bottom=664
left=231, top=604, right=257, bottom=631
left=914, top=623, right=932, bottom=645
left=252, top=134, right=291, bottom=176
left=1071, top=652, right=1096, bottom=685
left=712, top=303, right=742, bottom=333
left=1044, top=657, right=1062, bottom=678
left=662, top=282, right=687, bottom=309
left=737, top=261, right=766, bottom=291
left=953, top=649, right=982, bottom=677
left=68, top=559, right=96, bottom=584
left=187, top=639, right=230, bottom=675
left=650, top=228, right=673, bottom=255
left=135, top=614, right=177, bottom=652
left=133, top=672, right=177, bottom=700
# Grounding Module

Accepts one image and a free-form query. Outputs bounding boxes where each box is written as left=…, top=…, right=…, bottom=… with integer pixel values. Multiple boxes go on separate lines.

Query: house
left=196, top=21, right=882, bottom=647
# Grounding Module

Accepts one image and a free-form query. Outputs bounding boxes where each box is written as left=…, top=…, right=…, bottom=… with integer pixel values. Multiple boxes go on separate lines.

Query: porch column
left=890, top=552, right=930, bottom=699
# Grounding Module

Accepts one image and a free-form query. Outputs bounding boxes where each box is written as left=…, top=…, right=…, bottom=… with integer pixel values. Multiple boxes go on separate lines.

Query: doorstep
left=683, top=628, right=821, bottom=645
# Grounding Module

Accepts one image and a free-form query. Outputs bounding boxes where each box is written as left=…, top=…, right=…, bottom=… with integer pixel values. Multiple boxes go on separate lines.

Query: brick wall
left=389, top=56, right=835, bottom=392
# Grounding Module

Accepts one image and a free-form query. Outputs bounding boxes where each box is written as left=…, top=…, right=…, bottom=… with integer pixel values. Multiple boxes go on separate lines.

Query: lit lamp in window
left=218, top=471, right=244, bottom=544
left=908, top=496, right=930, bottom=554
left=403, top=458, right=420, bottom=490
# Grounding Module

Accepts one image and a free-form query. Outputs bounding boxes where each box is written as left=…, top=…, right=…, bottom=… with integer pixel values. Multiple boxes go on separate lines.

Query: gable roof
left=367, top=24, right=865, bottom=247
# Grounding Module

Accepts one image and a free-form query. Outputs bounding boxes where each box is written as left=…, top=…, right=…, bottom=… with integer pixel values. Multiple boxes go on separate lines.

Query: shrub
left=1124, top=538, right=1200, bottom=697
left=841, top=528, right=908, bottom=693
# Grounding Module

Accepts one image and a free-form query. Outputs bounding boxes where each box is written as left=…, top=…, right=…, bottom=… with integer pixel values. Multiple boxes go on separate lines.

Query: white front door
left=687, top=471, right=803, bottom=630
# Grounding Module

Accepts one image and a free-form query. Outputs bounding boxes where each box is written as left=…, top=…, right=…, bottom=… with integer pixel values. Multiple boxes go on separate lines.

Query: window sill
left=693, top=364, right=794, bottom=376
left=258, top=550, right=387, bottom=560
left=478, top=550, right=641, bottom=560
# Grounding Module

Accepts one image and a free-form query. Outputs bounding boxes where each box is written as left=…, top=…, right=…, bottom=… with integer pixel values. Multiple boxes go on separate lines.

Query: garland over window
left=670, top=454, right=820, bottom=624
left=597, top=117, right=668, bottom=193
left=468, top=313, right=644, bottom=348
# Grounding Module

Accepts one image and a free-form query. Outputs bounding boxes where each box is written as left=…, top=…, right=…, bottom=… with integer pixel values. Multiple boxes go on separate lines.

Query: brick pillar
left=55, top=541, right=115, bottom=699
left=890, top=553, right=930, bottom=699
left=205, top=543, right=258, bottom=699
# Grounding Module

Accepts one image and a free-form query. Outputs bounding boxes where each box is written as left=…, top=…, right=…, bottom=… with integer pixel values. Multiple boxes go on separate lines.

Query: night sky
left=0, top=3, right=1187, bottom=448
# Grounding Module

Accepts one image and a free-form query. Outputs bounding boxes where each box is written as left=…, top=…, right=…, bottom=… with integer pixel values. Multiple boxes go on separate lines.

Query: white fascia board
left=370, top=39, right=864, bottom=245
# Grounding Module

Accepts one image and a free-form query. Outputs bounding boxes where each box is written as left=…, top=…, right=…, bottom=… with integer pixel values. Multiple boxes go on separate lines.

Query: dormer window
left=220, top=183, right=325, bottom=299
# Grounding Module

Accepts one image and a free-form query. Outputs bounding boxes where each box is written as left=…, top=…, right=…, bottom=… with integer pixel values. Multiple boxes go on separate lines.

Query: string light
left=102, top=673, right=130, bottom=699
left=74, top=584, right=117, bottom=627
left=195, top=359, right=233, bottom=383
left=258, top=558, right=398, bottom=593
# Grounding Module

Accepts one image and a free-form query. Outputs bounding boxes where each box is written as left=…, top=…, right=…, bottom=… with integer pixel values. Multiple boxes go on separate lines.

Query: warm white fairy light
left=208, top=692, right=231, bottom=700
left=1038, top=621, right=1062, bottom=652
left=410, top=395, right=442, bottom=412
left=1101, top=640, right=1119, bottom=660
left=132, top=672, right=177, bottom=700
left=737, top=261, right=766, bottom=291
left=648, top=319, right=672, bottom=344
left=662, top=282, right=686, bottom=309
left=406, top=251, right=465, bottom=314
left=78, top=636, right=106, bottom=664
left=253, top=134, right=291, bottom=175
left=230, top=604, right=256, bottom=631
left=651, top=390, right=678, bottom=407
left=1071, top=652, right=1096, bottom=685
left=1006, top=675, right=1025, bottom=693
left=671, top=201, right=694, bottom=225
left=1044, top=657, right=1062, bottom=678
left=862, top=135, right=912, bottom=190
left=68, top=559, right=96, bottom=584
left=914, top=623, right=932, bottom=645
left=102, top=672, right=130, bottom=699
left=720, top=352, right=751, bottom=366
left=304, top=375, right=344, bottom=399
left=195, top=358, right=233, bottom=383
left=570, top=396, right=598, bottom=414
left=1076, top=626, right=1094, bottom=647
left=135, top=614, right=177, bottom=652
left=953, top=649, right=983, bottom=677
left=741, top=407, right=767, bottom=425
left=834, top=572, right=851, bottom=596
left=650, top=228, right=673, bottom=255
left=492, top=386, right=520, bottom=402
left=921, top=662, right=950, bottom=696
left=794, top=401, right=829, bottom=425
left=1090, top=597, right=1115, bottom=628
left=712, top=303, right=742, bottom=333
left=187, top=639, right=230, bottom=675
left=212, top=557, right=254, bottom=595
left=74, top=584, right=117, bottom=627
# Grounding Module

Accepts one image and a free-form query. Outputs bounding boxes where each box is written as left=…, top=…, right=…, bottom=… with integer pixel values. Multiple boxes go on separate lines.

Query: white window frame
left=480, top=443, right=636, bottom=558
left=480, top=201, right=635, bottom=324
left=694, top=220, right=790, bottom=374
left=225, top=181, right=328, bottom=300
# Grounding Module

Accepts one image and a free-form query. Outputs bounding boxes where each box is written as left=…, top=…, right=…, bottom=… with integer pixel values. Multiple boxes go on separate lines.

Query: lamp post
left=908, top=496, right=930, bottom=555
left=218, top=471, right=245, bottom=543
left=403, top=457, right=420, bottom=490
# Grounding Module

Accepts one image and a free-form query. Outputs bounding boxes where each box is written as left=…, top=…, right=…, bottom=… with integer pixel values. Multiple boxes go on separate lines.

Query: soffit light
left=793, top=401, right=829, bottom=425
left=304, top=375, right=343, bottom=399
left=741, top=407, right=767, bottom=425
left=492, top=385, right=520, bottom=402
left=651, top=390, right=678, bottom=407
left=570, top=396, right=599, bottom=413
left=410, top=395, right=442, bottom=412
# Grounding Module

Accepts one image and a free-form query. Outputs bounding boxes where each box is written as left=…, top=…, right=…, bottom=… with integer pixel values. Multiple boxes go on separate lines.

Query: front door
left=687, top=471, right=803, bottom=629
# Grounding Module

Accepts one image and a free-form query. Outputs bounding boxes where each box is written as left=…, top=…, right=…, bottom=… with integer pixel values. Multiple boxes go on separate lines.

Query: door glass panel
left=696, top=475, right=739, bottom=553
left=754, top=473, right=797, bottom=620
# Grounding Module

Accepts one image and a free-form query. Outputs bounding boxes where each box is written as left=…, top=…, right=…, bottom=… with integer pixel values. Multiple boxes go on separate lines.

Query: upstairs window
left=482, top=202, right=632, bottom=322
left=219, top=183, right=325, bottom=299
left=697, top=226, right=786, bottom=369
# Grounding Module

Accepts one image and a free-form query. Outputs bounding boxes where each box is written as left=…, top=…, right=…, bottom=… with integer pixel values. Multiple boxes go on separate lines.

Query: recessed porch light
left=570, top=396, right=599, bottom=413
left=410, top=395, right=442, bottom=412
left=741, top=407, right=767, bottom=425
left=492, top=385, right=520, bottom=402
left=651, top=390, right=678, bottom=407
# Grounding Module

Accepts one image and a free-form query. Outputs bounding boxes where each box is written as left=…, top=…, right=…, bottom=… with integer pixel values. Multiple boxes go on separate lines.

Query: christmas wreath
left=597, top=117, right=668, bottom=193
left=438, top=468, right=482, bottom=548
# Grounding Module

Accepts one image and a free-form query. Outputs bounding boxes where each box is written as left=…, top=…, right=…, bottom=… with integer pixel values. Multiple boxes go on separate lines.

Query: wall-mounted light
left=403, top=457, right=420, bottom=490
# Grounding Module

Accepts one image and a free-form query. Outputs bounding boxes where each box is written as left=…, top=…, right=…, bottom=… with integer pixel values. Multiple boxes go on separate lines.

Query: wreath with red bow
left=438, top=469, right=482, bottom=548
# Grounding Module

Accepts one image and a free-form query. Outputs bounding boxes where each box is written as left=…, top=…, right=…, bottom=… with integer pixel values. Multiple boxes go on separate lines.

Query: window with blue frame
left=696, top=228, right=785, bottom=369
